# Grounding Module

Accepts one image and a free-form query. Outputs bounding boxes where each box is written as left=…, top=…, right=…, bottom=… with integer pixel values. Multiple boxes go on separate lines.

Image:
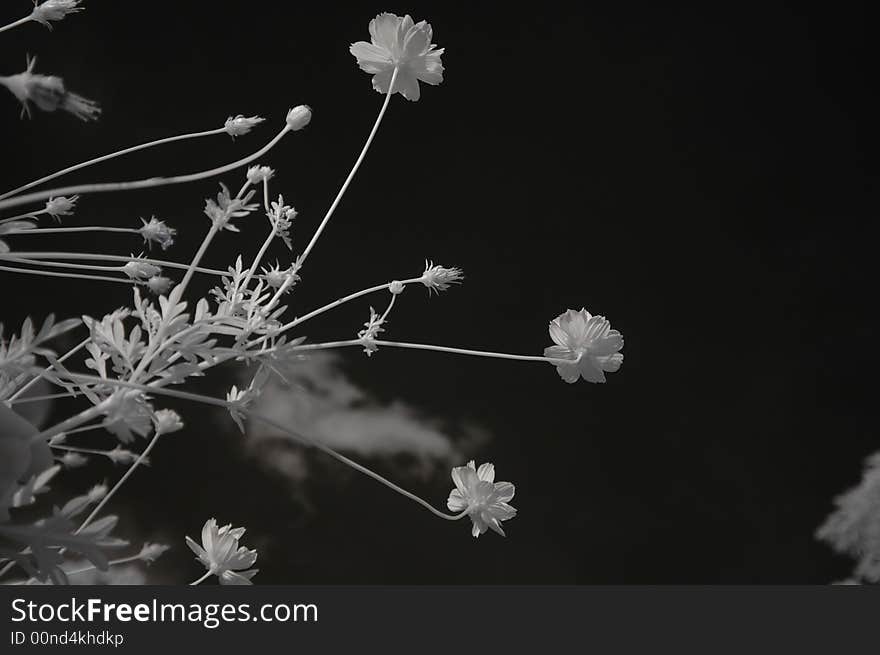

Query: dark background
left=0, top=2, right=876, bottom=582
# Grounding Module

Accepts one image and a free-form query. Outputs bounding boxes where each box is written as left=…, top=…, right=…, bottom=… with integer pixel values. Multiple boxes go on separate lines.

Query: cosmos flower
left=185, top=518, right=259, bottom=585
left=349, top=13, right=444, bottom=101
left=29, top=0, right=84, bottom=30
left=447, top=460, right=516, bottom=538
left=0, top=56, right=99, bottom=121
left=544, top=308, right=624, bottom=384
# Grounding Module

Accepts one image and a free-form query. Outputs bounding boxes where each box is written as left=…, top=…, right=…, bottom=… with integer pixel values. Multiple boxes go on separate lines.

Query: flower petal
left=597, top=352, right=624, bottom=372
left=369, top=13, right=401, bottom=52
left=451, top=463, right=479, bottom=495
left=396, top=71, right=421, bottom=101
left=490, top=502, right=517, bottom=521
left=219, top=569, right=257, bottom=585
left=578, top=357, right=607, bottom=383
left=413, top=50, right=444, bottom=85
left=554, top=362, right=581, bottom=384
left=493, top=481, right=515, bottom=503
left=447, top=488, right=468, bottom=512
left=350, top=41, right=392, bottom=73
left=477, top=462, right=495, bottom=483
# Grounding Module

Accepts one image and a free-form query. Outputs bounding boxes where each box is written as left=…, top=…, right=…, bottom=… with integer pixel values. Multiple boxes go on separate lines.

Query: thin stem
left=0, top=264, right=133, bottom=285
left=10, top=337, right=88, bottom=401
left=0, top=128, right=226, bottom=201
left=7, top=391, right=78, bottom=405
left=75, top=431, right=161, bottom=534
left=248, top=411, right=467, bottom=522
left=297, top=66, right=399, bottom=268
left=63, top=373, right=465, bottom=521
left=189, top=571, right=213, bottom=586
left=0, top=126, right=292, bottom=213
left=0, top=16, right=30, bottom=35
left=7, top=226, right=139, bottom=235
left=4, top=251, right=229, bottom=277
left=283, top=338, right=568, bottom=365
left=240, top=225, right=277, bottom=292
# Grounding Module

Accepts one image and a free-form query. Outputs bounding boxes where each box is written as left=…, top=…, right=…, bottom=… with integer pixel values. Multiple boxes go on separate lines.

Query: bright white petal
left=447, top=489, right=468, bottom=512
left=493, top=482, right=515, bottom=503
left=369, top=13, right=401, bottom=51
left=477, top=462, right=495, bottom=483
left=597, top=352, right=624, bottom=372
left=578, top=357, right=607, bottom=383
left=554, top=362, right=581, bottom=384
left=396, top=71, right=421, bottom=101
left=350, top=41, right=392, bottom=73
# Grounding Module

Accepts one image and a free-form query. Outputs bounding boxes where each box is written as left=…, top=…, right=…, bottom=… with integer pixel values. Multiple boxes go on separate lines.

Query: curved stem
left=297, top=66, right=399, bottom=268
left=0, top=126, right=292, bottom=213
left=0, top=128, right=226, bottom=201
left=63, top=373, right=465, bottom=522
left=189, top=571, right=213, bottom=586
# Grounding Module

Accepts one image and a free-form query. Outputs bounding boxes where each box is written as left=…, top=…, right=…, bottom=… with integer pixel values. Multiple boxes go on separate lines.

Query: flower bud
left=389, top=280, right=405, bottom=295
left=153, top=409, right=184, bottom=435
left=286, top=105, right=312, bottom=131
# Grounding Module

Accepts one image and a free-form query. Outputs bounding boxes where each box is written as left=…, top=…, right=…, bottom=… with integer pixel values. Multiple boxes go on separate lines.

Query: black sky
left=1, top=3, right=876, bottom=582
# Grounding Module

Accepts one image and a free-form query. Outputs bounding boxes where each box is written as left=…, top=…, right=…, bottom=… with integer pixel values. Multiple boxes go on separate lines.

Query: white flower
left=447, top=460, right=516, bottom=538
left=349, top=13, right=444, bottom=101
left=122, top=255, right=161, bottom=280
left=153, top=409, right=184, bottom=435
left=44, top=195, right=78, bottom=221
left=224, top=114, right=264, bottom=139
left=29, top=0, right=84, bottom=31
left=0, top=56, right=99, bottom=121
left=421, top=260, right=463, bottom=295
left=543, top=308, right=624, bottom=384
left=185, top=518, right=259, bottom=585
left=138, top=216, right=176, bottom=250
left=285, top=105, right=312, bottom=131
